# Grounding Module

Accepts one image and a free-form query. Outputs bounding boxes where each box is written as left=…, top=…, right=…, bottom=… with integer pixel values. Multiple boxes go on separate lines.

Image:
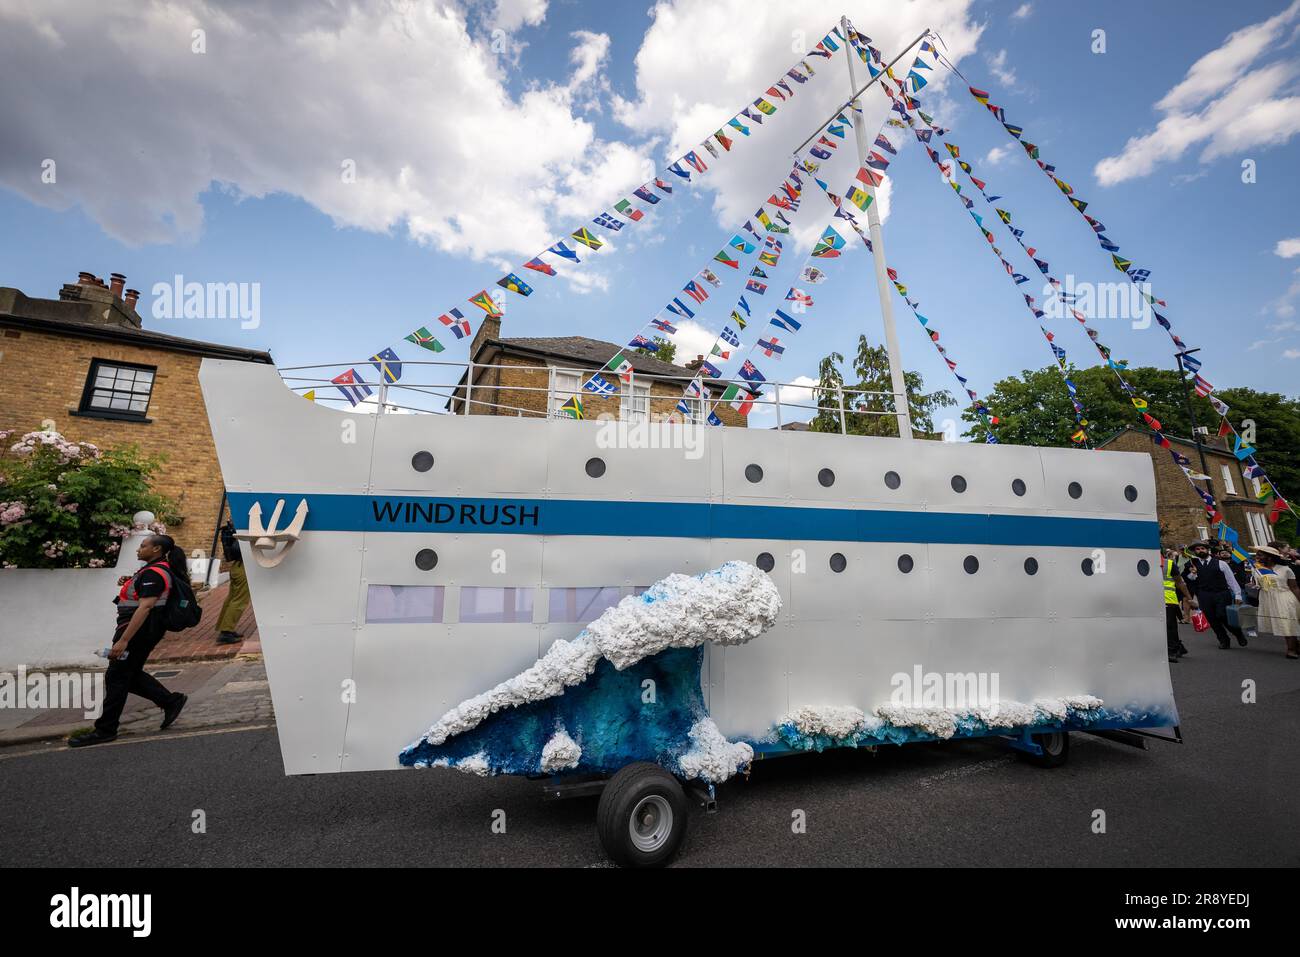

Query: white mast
left=840, top=16, right=913, bottom=439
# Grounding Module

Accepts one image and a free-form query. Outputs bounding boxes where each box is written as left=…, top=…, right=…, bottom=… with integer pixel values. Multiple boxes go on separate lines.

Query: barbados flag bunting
left=496, top=273, right=533, bottom=296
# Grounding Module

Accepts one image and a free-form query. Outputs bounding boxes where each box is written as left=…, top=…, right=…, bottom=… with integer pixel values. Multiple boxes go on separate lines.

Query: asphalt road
left=3, top=629, right=1298, bottom=867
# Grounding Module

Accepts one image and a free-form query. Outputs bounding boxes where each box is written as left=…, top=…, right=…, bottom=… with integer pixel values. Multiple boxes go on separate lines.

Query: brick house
left=446, top=316, right=748, bottom=426
left=0, top=271, right=272, bottom=557
left=1097, top=426, right=1273, bottom=547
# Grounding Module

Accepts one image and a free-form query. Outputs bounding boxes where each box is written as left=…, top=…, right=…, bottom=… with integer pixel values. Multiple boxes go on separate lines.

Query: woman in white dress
left=1251, top=547, right=1300, bottom=659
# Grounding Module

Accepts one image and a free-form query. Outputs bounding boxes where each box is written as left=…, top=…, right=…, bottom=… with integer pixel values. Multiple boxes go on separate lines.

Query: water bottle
left=95, top=647, right=128, bottom=661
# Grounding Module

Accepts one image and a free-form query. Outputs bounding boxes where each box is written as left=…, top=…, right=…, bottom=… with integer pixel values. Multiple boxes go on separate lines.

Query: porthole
left=415, top=549, right=438, bottom=571
left=829, top=552, right=847, bottom=573
left=1124, top=484, right=1138, bottom=502
left=756, top=552, right=775, bottom=573
left=1024, top=557, right=1039, bottom=575
left=884, top=470, right=901, bottom=490
left=1081, top=557, right=1094, bottom=576
left=411, top=450, right=434, bottom=473
left=1012, top=478, right=1027, bottom=497
left=963, top=555, right=979, bottom=574
left=897, top=554, right=914, bottom=574
left=1137, top=559, right=1151, bottom=577
left=818, top=468, right=835, bottom=488
left=585, top=457, right=606, bottom=478
left=1068, top=481, right=1083, bottom=499
left=745, top=464, right=764, bottom=484
left=951, top=475, right=967, bottom=493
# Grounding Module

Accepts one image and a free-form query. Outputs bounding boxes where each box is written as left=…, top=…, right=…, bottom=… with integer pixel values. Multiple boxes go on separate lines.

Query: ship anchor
left=234, top=498, right=309, bottom=568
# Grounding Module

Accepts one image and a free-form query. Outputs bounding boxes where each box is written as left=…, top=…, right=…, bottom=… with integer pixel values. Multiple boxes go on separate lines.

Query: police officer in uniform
left=69, top=534, right=189, bottom=747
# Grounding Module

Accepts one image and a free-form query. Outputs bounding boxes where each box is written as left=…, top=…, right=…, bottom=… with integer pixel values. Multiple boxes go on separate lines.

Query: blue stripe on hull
left=229, top=492, right=1159, bottom=549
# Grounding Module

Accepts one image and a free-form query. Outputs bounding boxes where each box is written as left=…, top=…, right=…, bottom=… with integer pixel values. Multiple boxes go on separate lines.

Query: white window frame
left=1196, top=525, right=1209, bottom=542
left=549, top=368, right=582, bottom=418
left=620, top=376, right=651, bottom=423
left=1247, top=511, right=1269, bottom=547
left=1221, top=464, right=1236, bottom=495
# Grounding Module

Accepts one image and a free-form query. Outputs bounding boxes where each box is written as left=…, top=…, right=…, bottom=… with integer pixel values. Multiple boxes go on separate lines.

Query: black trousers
left=94, top=613, right=178, bottom=735
left=1198, top=590, right=1234, bottom=648
left=1165, top=604, right=1182, bottom=655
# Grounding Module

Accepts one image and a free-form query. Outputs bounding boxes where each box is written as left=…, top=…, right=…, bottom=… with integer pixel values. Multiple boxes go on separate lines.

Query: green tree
left=633, top=336, right=676, bottom=365
left=809, top=335, right=954, bottom=438
left=961, top=364, right=1300, bottom=543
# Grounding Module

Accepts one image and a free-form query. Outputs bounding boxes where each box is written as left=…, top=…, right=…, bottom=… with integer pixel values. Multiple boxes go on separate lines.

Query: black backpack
left=148, top=563, right=203, bottom=632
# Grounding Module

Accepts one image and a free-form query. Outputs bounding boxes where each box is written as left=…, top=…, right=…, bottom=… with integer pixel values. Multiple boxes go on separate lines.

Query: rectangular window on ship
left=365, top=585, right=445, bottom=624
left=460, top=586, right=534, bottom=623
left=548, top=586, right=621, bottom=624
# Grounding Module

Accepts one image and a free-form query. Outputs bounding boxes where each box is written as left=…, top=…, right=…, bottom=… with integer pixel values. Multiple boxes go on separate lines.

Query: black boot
left=68, top=729, right=117, bottom=748
left=160, top=693, right=188, bottom=730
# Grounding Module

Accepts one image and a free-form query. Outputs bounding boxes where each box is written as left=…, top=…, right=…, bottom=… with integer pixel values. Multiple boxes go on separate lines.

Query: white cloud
left=489, top=0, right=548, bottom=32
left=985, top=144, right=1011, bottom=165
left=985, top=49, right=1017, bottom=87
left=773, top=374, right=819, bottom=416
left=1095, top=3, right=1300, bottom=185
left=1266, top=267, right=1300, bottom=318
left=1011, top=3, right=1033, bottom=20
left=1284, top=349, right=1300, bottom=359
left=1276, top=237, right=1300, bottom=258
left=671, top=319, right=721, bottom=361
left=0, top=0, right=641, bottom=263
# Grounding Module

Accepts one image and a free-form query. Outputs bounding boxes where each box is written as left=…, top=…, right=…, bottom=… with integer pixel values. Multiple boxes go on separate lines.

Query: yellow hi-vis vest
left=1163, top=559, right=1179, bottom=605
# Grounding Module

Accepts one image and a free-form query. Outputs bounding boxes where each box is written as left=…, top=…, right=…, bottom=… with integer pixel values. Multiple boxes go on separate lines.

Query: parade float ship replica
left=202, top=21, right=1187, bottom=866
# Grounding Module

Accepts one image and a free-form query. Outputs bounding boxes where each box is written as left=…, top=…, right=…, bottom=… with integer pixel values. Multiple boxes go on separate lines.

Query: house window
left=459, top=586, right=534, bottom=623
left=1248, top=511, right=1269, bottom=547
left=1196, top=525, right=1209, bottom=542
left=620, top=379, right=650, bottom=422
left=1221, top=464, right=1236, bottom=495
left=78, top=359, right=156, bottom=420
left=550, top=370, right=582, bottom=417
left=678, top=392, right=705, bottom=424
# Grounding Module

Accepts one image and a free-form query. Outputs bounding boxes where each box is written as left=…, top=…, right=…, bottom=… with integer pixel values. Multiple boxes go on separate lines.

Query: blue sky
left=2, top=0, right=1298, bottom=429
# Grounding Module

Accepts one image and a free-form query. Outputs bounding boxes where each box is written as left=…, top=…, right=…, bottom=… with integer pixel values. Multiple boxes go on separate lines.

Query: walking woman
left=1252, top=546, right=1300, bottom=660
left=69, top=534, right=189, bottom=747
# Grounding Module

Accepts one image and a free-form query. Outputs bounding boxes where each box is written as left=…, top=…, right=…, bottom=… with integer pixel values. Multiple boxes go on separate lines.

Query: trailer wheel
left=596, top=762, right=689, bottom=867
left=1020, top=730, right=1070, bottom=768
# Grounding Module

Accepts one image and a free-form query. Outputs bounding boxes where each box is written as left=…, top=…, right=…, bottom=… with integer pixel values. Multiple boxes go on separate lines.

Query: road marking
left=0, top=723, right=276, bottom=761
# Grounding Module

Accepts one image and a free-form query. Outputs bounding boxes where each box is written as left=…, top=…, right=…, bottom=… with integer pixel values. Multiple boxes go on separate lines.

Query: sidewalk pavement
left=151, top=578, right=262, bottom=662
left=0, top=655, right=274, bottom=748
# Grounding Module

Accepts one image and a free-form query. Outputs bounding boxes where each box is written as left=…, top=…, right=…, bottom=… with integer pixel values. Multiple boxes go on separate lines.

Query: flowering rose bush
left=0, top=426, right=179, bottom=569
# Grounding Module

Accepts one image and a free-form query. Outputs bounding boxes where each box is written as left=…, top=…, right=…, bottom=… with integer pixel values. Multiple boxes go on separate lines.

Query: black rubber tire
left=596, top=762, right=689, bottom=867
left=1018, top=730, right=1070, bottom=768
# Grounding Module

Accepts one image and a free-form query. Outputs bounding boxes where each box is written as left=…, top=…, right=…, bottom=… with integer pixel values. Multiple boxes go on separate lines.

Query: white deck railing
left=276, top=358, right=902, bottom=434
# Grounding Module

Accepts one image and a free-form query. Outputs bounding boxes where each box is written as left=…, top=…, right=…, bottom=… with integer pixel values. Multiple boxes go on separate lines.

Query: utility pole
left=1175, top=348, right=1215, bottom=498
left=839, top=16, right=914, bottom=440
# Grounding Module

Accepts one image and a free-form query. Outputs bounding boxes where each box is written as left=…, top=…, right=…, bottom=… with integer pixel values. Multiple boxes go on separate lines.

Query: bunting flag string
left=863, top=25, right=1245, bottom=541
left=953, top=53, right=1297, bottom=527
left=323, top=22, right=851, bottom=410
left=845, top=32, right=1086, bottom=444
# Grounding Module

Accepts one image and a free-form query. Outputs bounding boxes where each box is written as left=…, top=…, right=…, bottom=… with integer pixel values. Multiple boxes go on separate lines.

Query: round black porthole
left=585, top=457, right=606, bottom=478
left=818, top=468, right=835, bottom=488
left=1012, top=478, right=1027, bottom=497
left=1024, top=557, right=1039, bottom=575
left=1124, top=484, right=1138, bottom=502
left=963, top=555, right=979, bottom=574
left=830, top=552, right=847, bottom=573
left=756, top=552, right=775, bottom=572
left=415, top=549, right=438, bottom=571
left=884, top=470, right=901, bottom=490
left=411, top=450, right=434, bottom=473
left=951, top=475, right=967, bottom=493
left=745, top=464, right=764, bottom=484
left=1068, top=481, right=1083, bottom=499
left=1081, top=557, right=1095, bottom=576
left=897, top=554, right=914, bottom=574
left=1137, top=559, right=1151, bottom=577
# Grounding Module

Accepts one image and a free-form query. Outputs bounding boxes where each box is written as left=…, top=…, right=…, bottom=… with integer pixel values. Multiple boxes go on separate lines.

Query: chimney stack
left=78, top=271, right=95, bottom=286
left=109, top=273, right=126, bottom=298
left=124, top=288, right=140, bottom=311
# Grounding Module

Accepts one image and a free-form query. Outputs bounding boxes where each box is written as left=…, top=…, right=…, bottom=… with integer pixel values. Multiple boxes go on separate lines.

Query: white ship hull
left=201, top=358, right=1177, bottom=776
